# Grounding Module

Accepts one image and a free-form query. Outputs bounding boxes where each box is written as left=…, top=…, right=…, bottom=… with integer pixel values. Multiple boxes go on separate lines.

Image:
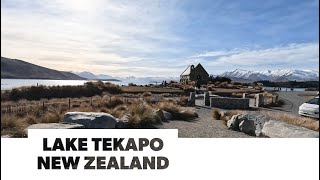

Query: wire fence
left=1, top=95, right=176, bottom=115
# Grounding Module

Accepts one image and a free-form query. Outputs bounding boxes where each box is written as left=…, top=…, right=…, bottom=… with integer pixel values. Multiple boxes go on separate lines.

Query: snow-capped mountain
left=221, top=69, right=319, bottom=81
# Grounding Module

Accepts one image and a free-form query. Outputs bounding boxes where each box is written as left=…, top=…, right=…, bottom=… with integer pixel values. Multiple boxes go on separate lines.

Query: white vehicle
left=299, top=96, right=319, bottom=119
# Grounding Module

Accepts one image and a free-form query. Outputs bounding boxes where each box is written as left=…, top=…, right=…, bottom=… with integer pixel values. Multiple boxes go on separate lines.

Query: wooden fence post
left=69, top=99, right=71, bottom=110
left=42, top=101, right=45, bottom=112
left=91, top=97, right=93, bottom=106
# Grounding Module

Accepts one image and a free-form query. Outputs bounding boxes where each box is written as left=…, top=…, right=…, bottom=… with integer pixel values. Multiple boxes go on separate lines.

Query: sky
left=1, top=0, right=319, bottom=77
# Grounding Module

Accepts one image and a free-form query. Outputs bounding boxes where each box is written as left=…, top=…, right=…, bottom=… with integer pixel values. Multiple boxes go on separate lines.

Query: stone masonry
left=210, top=97, right=250, bottom=109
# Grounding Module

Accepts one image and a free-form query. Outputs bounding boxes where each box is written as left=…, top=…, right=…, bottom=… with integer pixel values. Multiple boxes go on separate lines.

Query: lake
left=1, top=79, right=139, bottom=90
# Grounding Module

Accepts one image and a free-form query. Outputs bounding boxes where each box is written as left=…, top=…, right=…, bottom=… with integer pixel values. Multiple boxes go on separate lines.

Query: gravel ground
left=155, top=105, right=253, bottom=138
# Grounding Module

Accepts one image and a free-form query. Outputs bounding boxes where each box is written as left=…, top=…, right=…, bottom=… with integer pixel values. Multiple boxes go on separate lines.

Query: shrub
left=1, top=115, right=23, bottom=130
left=127, top=104, right=161, bottom=127
left=24, top=115, right=37, bottom=125
left=142, top=92, right=152, bottom=97
left=177, top=96, right=189, bottom=106
left=40, top=111, right=61, bottom=123
left=6, top=81, right=122, bottom=101
left=212, top=109, right=221, bottom=120
left=156, top=102, right=198, bottom=120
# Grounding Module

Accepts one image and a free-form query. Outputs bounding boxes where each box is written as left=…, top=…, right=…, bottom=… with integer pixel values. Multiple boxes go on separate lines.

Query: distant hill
left=1, top=57, right=84, bottom=80
left=74, top=71, right=99, bottom=79
left=74, top=71, right=118, bottom=81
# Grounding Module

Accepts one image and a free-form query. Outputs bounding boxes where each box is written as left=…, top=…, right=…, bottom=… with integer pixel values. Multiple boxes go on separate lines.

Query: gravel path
left=156, top=106, right=253, bottom=138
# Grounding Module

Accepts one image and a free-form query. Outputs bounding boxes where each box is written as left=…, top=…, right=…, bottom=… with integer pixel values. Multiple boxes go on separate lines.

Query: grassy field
left=1, top=94, right=193, bottom=137
left=121, top=86, right=184, bottom=93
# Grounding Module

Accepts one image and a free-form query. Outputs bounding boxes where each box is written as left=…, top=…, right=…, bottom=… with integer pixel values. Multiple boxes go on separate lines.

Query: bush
left=40, top=112, right=61, bottom=123
left=6, top=81, right=122, bottom=101
left=177, top=96, right=189, bottom=106
left=1, top=115, right=23, bottom=130
left=212, top=109, right=221, bottom=120
left=127, top=104, right=161, bottom=127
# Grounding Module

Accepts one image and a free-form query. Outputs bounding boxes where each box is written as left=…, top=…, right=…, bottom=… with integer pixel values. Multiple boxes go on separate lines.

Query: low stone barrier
left=210, top=97, right=250, bottom=109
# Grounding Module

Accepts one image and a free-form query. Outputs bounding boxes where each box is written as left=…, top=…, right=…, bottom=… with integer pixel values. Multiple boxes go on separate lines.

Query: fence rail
left=1, top=95, right=175, bottom=115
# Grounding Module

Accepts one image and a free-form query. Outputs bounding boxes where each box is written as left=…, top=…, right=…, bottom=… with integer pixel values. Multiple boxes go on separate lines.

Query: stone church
left=180, top=63, right=209, bottom=84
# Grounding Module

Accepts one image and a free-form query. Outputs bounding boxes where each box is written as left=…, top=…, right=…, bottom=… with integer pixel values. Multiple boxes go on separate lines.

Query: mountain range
left=221, top=69, right=319, bottom=82
left=1, top=56, right=318, bottom=82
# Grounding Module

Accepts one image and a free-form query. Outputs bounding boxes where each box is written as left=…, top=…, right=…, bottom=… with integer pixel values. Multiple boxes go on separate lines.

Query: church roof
left=181, top=65, right=192, bottom=76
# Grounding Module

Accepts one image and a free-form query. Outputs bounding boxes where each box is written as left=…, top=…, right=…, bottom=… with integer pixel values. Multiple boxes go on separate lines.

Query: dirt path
left=156, top=106, right=253, bottom=138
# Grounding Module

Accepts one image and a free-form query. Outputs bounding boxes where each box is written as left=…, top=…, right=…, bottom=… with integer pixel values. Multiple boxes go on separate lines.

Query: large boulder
left=262, top=120, right=319, bottom=138
left=25, top=123, right=84, bottom=133
left=227, top=114, right=241, bottom=130
left=227, top=114, right=269, bottom=137
left=64, top=112, right=117, bottom=129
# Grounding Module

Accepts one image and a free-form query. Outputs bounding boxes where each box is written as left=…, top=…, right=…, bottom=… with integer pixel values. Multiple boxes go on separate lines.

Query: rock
left=63, top=112, right=117, bottom=129
left=227, top=114, right=241, bottom=130
left=262, top=120, right=319, bottom=138
left=116, top=120, right=128, bottom=129
left=153, top=109, right=165, bottom=120
left=119, top=114, right=130, bottom=122
left=163, top=111, right=173, bottom=121
left=26, top=123, right=84, bottom=130
left=227, top=114, right=269, bottom=136
left=238, top=114, right=269, bottom=136
left=1, top=135, right=13, bottom=138
left=116, top=114, right=130, bottom=129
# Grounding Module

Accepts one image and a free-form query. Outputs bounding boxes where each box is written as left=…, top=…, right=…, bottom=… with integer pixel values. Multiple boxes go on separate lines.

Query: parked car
left=298, top=96, right=319, bottom=119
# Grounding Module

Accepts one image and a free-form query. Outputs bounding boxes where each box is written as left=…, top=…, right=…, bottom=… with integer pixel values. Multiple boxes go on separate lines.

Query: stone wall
left=210, top=97, right=250, bottom=109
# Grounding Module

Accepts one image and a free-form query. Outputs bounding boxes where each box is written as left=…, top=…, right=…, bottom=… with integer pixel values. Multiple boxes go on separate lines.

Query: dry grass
left=1, top=92, right=198, bottom=136
left=156, top=101, right=198, bottom=120
left=258, top=111, right=319, bottom=132
left=127, top=104, right=162, bottom=127
left=212, top=109, right=319, bottom=132
left=212, top=109, right=221, bottom=120
left=177, top=96, right=189, bottom=106
left=1, top=115, right=24, bottom=130
left=40, top=111, right=62, bottom=123
left=121, top=86, right=183, bottom=94
left=212, top=109, right=245, bottom=125
left=1, top=115, right=27, bottom=137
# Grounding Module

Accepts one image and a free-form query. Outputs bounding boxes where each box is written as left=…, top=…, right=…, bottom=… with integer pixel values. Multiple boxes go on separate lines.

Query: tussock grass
left=211, top=109, right=319, bottom=132
left=156, top=101, right=198, bottom=120
left=258, top=111, right=319, bottom=132
left=127, top=104, right=162, bottom=127
left=1, top=115, right=24, bottom=130
left=111, top=105, right=129, bottom=118
left=212, top=109, right=221, bottom=120
left=1, top=91, right=198, bottom=136
left=40, top=111, right=62, bottom=123
left=23, top=115, right=37, bottom=125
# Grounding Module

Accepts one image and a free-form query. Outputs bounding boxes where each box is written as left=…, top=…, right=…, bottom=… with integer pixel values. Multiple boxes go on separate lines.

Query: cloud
left=1, top=0, right=185, bottom=76
left=1, top=0, right=319, bottom=77
left=190, top=43, right=319, bottom=74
